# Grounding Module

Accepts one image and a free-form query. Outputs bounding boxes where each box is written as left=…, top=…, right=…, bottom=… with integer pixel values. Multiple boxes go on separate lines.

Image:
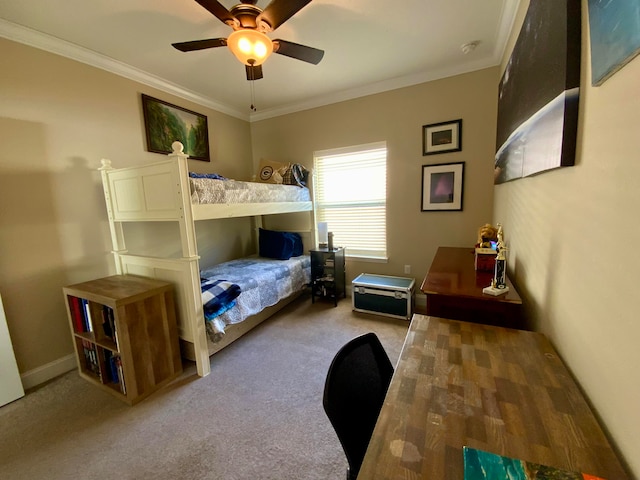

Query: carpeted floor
left=0, top=293, right=409, bottom=480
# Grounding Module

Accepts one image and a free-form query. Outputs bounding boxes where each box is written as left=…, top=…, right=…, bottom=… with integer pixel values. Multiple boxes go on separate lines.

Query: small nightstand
left=310, top=247, right=346, bottom=306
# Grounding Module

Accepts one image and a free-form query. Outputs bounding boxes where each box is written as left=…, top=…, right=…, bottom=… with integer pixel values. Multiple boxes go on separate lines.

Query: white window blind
left=313, top=142, right=387, bottom=259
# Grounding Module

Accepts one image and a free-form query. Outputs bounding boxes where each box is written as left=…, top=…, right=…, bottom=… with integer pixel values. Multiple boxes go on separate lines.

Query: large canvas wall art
left=494, top=0, right=581, bottom=184
left=588, top=0, right=640, bottom=86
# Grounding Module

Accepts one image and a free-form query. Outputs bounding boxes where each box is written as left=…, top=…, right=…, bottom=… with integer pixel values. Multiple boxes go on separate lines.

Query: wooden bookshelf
left=63, top=275, right=182, bottom=405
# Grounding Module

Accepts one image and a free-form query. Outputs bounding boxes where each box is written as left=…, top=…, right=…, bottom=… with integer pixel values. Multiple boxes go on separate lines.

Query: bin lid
left=353, top=273, right=415, bottom=290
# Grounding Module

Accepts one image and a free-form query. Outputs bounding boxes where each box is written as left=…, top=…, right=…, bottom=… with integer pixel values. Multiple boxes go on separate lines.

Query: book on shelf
left=100, top=305, right=117, bottom=346
left=69, top=296, right=85, bottom=333
left=103, top=350, right=111, bottom=382
left=103, top=351, right=118, bottom=384
left=81, top=299, right=93, bottom=332
left=463, top=446, right=606, bottom=480
left=102, top=350, right=126, bottom=394
left=115, top=356, right=126, bottom=395
left=81, top=340, right=101, bottom=380
left=101, top=306, right=113, bottom=338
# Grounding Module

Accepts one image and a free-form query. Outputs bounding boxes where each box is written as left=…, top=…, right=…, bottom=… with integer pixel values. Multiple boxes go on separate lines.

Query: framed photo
left=422, top=119, right=462, bottom=155
left=421, top=162, right=465, bottom=211
left=141, top=94, right=210, bottom=161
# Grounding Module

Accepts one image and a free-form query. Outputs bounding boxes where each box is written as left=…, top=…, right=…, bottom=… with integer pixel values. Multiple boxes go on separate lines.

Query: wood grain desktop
left=357, top=315, right=629, bottom=480
left=421, top=246, right=523, bottom=329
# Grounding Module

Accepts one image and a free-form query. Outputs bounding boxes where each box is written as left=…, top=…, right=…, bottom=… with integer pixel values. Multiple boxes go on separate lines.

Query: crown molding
left=493, top=0, right=521, bottom=65
left=250, top=56, right=499, bottom=121
left=0, top=19, right=249, bottom=121
left=250, top=0, right=521, bottom=121
left=2, top=0, right=520, bottom=123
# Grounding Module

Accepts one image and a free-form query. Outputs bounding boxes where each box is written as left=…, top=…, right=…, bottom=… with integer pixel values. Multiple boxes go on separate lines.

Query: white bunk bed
left=99, top=142, right=314, bottom=377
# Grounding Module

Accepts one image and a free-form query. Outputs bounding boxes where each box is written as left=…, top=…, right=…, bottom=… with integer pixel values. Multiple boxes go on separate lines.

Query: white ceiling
left=0, top=0, right=520, bottom=121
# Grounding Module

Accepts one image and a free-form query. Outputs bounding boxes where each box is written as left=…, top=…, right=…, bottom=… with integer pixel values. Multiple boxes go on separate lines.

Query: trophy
left=483, top=223, right=510, bottom=296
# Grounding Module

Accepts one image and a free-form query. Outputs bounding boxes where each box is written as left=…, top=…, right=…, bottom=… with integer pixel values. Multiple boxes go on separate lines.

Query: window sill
left=345, top=255, right=388, bottom=264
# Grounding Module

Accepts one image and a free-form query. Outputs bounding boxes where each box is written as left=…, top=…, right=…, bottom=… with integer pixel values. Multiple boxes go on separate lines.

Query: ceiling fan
left=172, top=0, right=324, bottom=81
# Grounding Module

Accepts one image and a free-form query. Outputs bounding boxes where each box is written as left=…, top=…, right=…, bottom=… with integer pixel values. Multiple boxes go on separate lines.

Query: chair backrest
left=323, top=333, right=394, bottom=478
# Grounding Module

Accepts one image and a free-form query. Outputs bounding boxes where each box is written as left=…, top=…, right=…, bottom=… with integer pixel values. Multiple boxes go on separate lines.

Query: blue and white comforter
left=200, top=255, right=310, bottom=342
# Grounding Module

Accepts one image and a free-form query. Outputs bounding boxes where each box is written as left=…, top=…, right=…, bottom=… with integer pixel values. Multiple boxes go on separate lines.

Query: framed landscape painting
left=141, top=94, right=210, bottom=161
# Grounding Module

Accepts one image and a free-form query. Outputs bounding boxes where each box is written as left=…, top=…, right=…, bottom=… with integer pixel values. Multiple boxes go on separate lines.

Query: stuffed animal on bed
left=476, top=223, right=498, bottom=248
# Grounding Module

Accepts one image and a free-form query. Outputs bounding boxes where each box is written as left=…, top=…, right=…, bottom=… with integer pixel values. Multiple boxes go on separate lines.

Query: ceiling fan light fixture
left=227, top=29, right=273, bottom=66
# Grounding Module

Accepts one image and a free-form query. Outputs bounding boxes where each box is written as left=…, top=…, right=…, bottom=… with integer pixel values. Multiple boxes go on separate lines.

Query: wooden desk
left=357, top=315, right=629, bottom=480
left=421, top=246, right=523, bottom=329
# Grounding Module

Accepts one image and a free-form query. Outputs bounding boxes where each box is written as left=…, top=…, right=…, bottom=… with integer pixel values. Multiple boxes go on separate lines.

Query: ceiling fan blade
left=195, top=0, right=236, bottom=25
left=172, top=38, right=227, bottom=52
left=258, top=0, right=312, bottom=31
left=246, top=64, right=264, bottom=81
left=273, top=39, right=324, bottom=64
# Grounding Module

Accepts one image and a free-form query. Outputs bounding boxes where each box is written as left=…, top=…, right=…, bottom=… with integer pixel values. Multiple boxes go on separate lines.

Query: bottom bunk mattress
left=200, top=255, right=311, bottom=342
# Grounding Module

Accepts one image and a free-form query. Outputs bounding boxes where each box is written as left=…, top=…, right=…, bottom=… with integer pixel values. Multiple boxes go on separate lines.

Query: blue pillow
left=259, top=228, right=303, bottom=260
left=289, top=232, right=303, bottom=257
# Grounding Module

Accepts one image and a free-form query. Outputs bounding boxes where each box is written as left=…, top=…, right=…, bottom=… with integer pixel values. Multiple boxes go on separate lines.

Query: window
left=313, top=142, right=387, bottom=260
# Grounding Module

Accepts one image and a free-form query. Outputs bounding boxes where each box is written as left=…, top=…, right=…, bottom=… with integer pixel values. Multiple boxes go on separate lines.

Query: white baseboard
left=21, top=354, right=77, bottom=390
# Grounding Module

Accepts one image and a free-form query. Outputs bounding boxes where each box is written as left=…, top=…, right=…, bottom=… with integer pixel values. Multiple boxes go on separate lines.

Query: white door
left=0, top=294, right=25, bottom=406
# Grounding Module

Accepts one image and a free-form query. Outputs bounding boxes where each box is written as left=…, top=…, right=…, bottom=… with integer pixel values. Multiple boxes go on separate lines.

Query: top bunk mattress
left=190, top=177, right=311, bottom=205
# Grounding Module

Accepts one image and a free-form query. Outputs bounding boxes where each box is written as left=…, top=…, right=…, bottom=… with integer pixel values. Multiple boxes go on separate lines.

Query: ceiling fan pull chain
left=250, top=79, right=257, bottom=111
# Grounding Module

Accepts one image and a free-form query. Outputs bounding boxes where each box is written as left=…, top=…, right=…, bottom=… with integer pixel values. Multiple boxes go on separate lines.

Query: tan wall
left=5, top=7, right=635, bottom=474
left=251, top=67, right=499, bottom=285
left=494, top=1, right=638, bottom=476
left=0, top=38, right=252, bottom=379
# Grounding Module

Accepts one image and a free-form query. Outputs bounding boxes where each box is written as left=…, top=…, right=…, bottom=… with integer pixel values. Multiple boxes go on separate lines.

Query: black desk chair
left=323, top=333, right=394, bottom=480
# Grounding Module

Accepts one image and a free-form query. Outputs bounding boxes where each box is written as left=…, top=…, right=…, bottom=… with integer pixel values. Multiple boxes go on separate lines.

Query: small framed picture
left=422, top=119, right=462, bottom=155
left=421, top=162, right=465, bottom=211
left=141, top=94, right=210, bottom=161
